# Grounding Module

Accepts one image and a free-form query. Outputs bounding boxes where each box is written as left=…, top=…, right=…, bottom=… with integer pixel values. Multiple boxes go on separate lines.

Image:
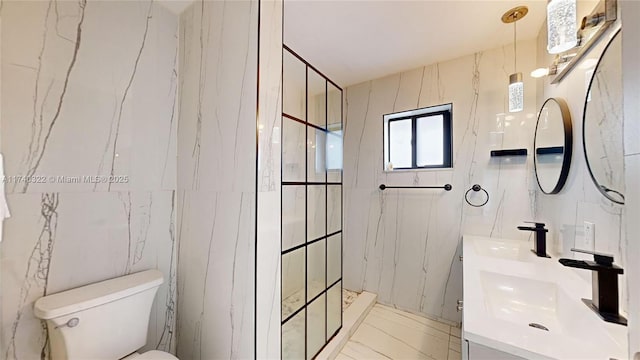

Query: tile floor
left=336, top=304, right=462, bottom=360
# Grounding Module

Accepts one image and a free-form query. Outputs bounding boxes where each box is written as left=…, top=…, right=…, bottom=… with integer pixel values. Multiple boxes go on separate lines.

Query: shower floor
left=342, top=289, right=359, bottom=310
left=282, top=283, right=359, bottom=359
left=283, top=287, right=359, bottom=359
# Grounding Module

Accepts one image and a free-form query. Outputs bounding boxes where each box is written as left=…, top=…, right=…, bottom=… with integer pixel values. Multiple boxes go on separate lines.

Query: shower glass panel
left=327, top=83, right=342, bottom=183
left=282, top=186, right=305, bottom=252
left=307, top=294, right=326, bottom=359
left=307, top=69, right=327, bottom=129
left=282, top=248, right=305, bottom=320
left=308, top=129, right=327, bottom=183
left=281, top=46, right=343, bottom=359
left=282, top=118, right=306, bottom=182
left=326, top=282, right=342, bottom=339
left=283, top=50, right=306, bottom=120
left=307, top=239, right=326, bottom=301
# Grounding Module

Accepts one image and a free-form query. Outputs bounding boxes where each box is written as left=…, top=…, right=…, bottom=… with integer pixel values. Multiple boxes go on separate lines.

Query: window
left=322, top=127, right=343, bottom=172
left=383, top=103, right=453, bottom=170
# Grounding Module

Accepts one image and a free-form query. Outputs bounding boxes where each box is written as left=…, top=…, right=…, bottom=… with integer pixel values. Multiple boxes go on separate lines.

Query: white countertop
left=462, top=235, right=628, bottom=360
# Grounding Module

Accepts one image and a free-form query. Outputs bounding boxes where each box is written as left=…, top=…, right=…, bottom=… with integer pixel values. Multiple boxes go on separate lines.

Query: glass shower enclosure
left=281, top=46, right=343, bottom=359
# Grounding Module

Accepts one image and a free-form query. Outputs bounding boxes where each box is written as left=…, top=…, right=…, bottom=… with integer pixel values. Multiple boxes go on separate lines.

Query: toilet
left=33, top=269, right=178, bottom=360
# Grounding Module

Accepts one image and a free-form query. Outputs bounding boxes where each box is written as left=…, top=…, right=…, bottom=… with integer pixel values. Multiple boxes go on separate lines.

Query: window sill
left=383, top=167, right=453, bottom=173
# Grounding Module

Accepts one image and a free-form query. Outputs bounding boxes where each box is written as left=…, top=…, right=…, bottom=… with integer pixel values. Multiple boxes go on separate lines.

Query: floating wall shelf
left=536, top=146, right=564, bottom=155
left=490, top=149, right=528, bottom=157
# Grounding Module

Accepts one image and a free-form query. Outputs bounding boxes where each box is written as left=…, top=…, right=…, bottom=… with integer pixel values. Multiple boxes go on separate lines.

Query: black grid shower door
left=280, top=45, right=343, bottom=360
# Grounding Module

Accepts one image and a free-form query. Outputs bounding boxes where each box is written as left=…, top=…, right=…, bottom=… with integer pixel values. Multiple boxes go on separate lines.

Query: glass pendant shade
left=547, top=0, right=578, bottom=54
left=509, top=73, right=524, bottom=113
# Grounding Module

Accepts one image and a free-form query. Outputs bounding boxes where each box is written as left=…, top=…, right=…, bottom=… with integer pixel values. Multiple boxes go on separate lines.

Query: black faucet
left=517, top=221, right=550, bottom=258
left=559, top=248, right=626, bottom=326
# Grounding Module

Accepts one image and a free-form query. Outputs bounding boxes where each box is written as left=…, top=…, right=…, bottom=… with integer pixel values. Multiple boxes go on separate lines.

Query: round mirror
left=583, top=30, right=624, bottom=204
left=534, top=98, right=572, bottom=194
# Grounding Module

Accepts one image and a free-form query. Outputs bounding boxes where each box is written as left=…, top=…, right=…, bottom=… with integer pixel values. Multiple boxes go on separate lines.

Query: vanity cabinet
left=464, top=340, right=526, bottom=360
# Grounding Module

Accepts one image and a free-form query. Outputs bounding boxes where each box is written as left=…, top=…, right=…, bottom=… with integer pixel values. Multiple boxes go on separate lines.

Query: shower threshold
left=315, top=290, right=377, bottom=360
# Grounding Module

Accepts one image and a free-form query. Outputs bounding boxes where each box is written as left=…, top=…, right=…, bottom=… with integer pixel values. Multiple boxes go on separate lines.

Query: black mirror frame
left=534, top=97, right=573, bottom=194
left=582, top=29, right=624, bottom=205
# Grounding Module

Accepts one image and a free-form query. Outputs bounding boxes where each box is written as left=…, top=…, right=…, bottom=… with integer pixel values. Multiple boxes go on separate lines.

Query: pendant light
left=502, top=6, right=528, bottom=113
left=547, top=0, right=578, bottom=54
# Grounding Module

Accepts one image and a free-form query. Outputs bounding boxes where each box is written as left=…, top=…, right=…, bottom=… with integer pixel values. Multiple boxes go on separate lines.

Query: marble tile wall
left=343, top=40, right=539, bottom=324
left=621, top=1, right=640, bottom=357
left=256, top=0, right=283, bottom=358
left=533, top=13, right=628, bottom=314
left=175, top=0, right=258, bottom=359
left=0, top=1, right=179, bottom=359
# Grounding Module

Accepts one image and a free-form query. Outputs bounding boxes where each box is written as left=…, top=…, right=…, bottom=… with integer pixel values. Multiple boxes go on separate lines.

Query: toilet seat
left=127, top=350, right=178, bottom=360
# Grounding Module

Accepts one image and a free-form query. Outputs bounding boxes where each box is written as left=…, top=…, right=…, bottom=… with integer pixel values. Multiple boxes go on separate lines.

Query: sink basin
left=462, top=234, right=628, bottom=359
left=480, top=271, right=559, bottom=331
left=479, top=271, right=621, bottom=347
left=472, top=238, right=530, bottom=261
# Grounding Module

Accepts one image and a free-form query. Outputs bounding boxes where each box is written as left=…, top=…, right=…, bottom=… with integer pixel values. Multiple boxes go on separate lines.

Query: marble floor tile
left=339, top=341, right=394, bottom=359
left=338, top=304, right=453, bottom=360
left=379, top=305, right=451, bottom=335
left=367, top=306, right=450, bottom=341
left=449, top=335, right=461, bottom=352
left=447, top=349, right=462, bottom=360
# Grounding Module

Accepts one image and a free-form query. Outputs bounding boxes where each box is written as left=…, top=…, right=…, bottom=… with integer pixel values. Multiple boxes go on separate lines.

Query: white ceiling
left=285, top=0, right=547, bottom=87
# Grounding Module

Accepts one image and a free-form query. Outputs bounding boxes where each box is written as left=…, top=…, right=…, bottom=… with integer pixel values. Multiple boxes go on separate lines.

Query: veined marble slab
left=336, top=303, right=459, bottom=360
left=0, top=1, right=179, bottom=359
left=343, top=40, right=540, bottom=324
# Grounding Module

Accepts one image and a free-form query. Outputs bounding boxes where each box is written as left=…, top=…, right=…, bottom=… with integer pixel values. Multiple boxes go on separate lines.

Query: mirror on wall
left=534, top=98, right=573, bottom=194
left=583, top=30, right=624, bottom=204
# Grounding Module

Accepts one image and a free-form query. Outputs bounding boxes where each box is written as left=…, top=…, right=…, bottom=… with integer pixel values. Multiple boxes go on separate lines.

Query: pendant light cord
left=514, top=17, right=517, bottom=72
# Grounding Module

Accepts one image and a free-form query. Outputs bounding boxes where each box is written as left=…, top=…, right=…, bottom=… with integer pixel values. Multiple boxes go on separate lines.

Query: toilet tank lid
left=34, top=269, right=163, bottom=320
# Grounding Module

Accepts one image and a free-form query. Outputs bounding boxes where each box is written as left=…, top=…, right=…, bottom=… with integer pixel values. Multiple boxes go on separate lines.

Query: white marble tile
left=175, top=190, right=255, bottom=360
left=255, top=0, right=283, bottom=358
left=535, top=22, right=628, bottom=316
left=174, top=0, right=262, bottom=359
left=447, top=349, right=462, bottom=360
left=1, top=0, right=178, bottom=194
left=372, top=305, right=450, bottom=337
left=340, top=341, right=392, bottom=360
left=343, top=40, right=538, bottom=324
left=622, top=1, right=640, bottom=157
left=0, top=190, right=176, bottom=359
left=0, top=1, right=178, bottom=359
left=341, top=304, right=453, bottom=360
left=622, top=3, right=640, bottom=357
left=449, top=326, right=461, bottom=339
left=176, top=0, right=257, bottom=194
left=449, top=335, right=461, bottom=351
left=624, top=154, right=640, bottom=358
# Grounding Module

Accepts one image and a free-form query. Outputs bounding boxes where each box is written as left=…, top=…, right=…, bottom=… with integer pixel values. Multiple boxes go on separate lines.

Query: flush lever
left=55, top=317, right=80, bottom=329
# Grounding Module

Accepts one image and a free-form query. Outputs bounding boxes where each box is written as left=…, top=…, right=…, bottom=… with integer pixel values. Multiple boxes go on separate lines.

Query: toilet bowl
left=34, top=270, right=178, bottom=360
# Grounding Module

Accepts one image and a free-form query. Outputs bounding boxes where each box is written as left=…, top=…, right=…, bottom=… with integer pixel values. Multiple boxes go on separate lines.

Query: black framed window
left=383, top=103, right=453, bottom=170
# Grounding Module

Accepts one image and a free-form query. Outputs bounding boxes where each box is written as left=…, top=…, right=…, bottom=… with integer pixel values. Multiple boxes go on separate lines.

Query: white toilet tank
left=34, top=270, right=164, bottom=360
